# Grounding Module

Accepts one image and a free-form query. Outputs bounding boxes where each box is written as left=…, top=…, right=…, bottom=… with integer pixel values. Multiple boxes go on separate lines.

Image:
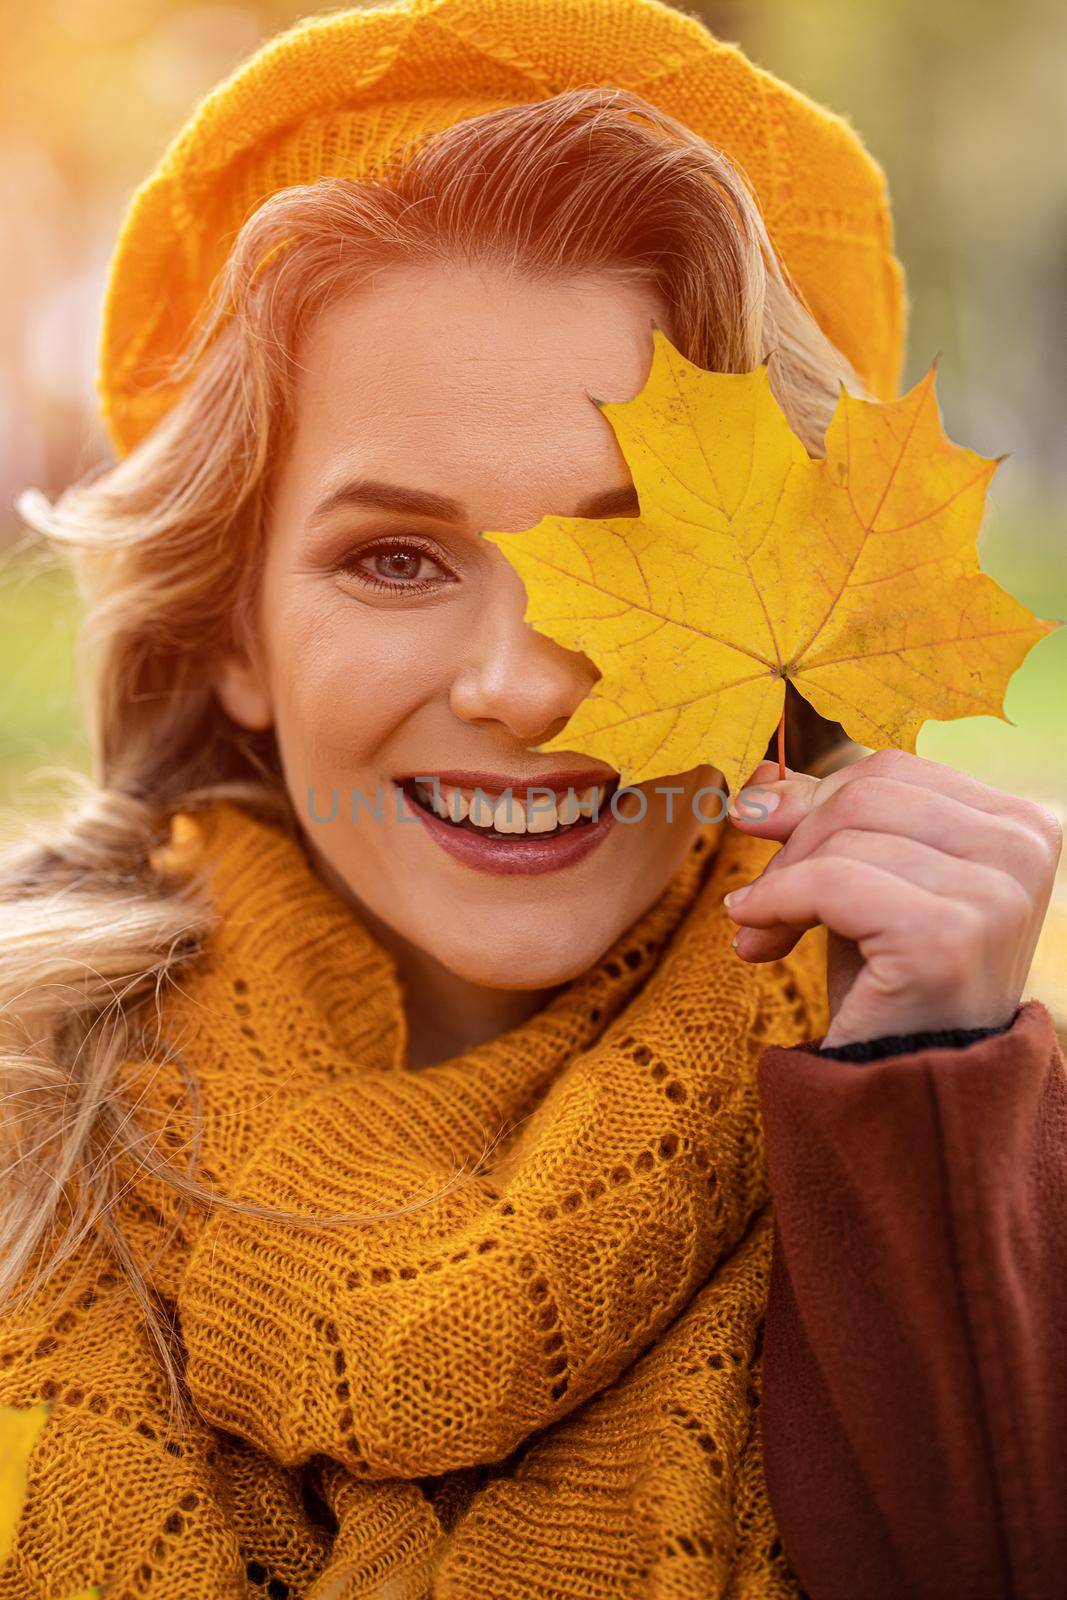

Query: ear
left=213, top=649, right=273, bottom=731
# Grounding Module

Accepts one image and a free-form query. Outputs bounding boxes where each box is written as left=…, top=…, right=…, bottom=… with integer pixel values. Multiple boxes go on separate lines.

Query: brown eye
left=336, top=536, right=457, bottom=596
left=374, top=547, right=424, bottom=581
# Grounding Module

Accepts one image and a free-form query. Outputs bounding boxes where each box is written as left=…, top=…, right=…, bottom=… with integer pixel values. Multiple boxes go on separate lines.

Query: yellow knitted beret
left=96, top=0, right=907, bottom=459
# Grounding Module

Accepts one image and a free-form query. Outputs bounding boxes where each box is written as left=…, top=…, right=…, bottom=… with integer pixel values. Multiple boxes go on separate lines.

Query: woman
left=2, top=1, right=1064, bottom=1596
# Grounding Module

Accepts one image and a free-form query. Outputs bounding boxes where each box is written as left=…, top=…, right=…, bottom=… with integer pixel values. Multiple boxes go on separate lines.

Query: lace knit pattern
left=1, top=800, right=828, bottom=1598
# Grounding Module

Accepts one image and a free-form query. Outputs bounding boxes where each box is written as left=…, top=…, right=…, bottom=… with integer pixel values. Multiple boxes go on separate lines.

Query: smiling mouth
left=398, top=775, right=621, bottom=839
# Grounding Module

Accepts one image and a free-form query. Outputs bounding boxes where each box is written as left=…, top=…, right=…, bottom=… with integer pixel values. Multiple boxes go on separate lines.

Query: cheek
left=269, top=591, right=447, bottom=769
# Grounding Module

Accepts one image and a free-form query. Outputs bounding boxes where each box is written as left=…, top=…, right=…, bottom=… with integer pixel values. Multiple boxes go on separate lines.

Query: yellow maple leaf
left=0, top=1402, right=102, bottom=1597
left=482, top=325, right=1059, bottom=793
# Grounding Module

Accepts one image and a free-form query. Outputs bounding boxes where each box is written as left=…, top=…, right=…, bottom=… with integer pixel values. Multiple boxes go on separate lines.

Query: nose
left=449, top=556, right=599, bottom=745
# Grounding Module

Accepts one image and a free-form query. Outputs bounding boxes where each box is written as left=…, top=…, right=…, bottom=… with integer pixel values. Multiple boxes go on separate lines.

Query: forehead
left=283, top=263, right=668, bottom=486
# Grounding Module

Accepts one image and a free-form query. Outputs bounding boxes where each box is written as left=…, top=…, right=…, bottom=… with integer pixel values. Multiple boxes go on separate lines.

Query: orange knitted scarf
left=1, top=799, right=828, bottom=1599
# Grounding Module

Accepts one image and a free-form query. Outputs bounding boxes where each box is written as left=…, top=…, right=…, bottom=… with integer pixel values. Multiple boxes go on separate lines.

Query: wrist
left=821, top=995, right=1021, bottom=1053
left=817, top=1009, right=1019, bottom=1063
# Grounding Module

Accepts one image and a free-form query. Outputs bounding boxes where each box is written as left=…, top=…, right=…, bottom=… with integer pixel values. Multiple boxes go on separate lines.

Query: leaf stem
left=776, top=707, right=786, bottom=781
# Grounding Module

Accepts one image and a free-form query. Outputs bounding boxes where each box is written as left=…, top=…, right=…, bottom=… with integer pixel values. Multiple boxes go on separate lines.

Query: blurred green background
left=1, top=0, right=1064, bottom=1012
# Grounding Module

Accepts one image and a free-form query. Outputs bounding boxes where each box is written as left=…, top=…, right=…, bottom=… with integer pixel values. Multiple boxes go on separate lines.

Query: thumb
left=727, top=760, right=825, bottom=841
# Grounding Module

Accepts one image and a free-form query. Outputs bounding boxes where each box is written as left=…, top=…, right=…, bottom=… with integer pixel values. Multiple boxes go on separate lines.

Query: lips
left=393, top=769, right=622, bottom=876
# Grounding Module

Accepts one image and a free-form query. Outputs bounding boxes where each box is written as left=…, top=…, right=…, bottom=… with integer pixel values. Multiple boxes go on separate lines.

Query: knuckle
left=810, top=827, right=871, bottom=860
left=824, top=774, right=895, bottom=828
left=972, top=863, right=1035, bottom=934
left=995, top=807, right=1063, bottom=885
left=862, top=747, right=913, bottom=779
left=824, top=784, right=864, bottom=828
left=998, top=874, right=1037, bottom=935
left=1022, top=802, right=1064, bottom=864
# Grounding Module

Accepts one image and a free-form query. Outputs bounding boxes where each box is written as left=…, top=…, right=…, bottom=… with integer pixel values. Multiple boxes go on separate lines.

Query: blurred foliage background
left=1, top=0, right=1064, bottom=1010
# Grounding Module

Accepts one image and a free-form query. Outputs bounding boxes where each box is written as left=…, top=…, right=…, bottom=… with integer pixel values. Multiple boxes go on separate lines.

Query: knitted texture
left=96, top=0, right=907, bottom=458
left=0, top=799, right=830, bottom=1598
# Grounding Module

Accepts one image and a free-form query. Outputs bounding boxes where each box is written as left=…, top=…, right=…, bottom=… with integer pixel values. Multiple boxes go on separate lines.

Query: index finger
left=729, top=746, right=1018, bottom=843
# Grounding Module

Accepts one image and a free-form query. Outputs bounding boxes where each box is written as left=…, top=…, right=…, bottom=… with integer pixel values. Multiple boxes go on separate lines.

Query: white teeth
left=526, top=794, right=559, bottom=833
left=411, top=779, right=612, bottom=832
left=468, top=791, right=497, bottom=829
left=493, top=793, right=526, bottom=834
left=441, top=784, right=468, bottom=823
left=577, top=785, right=603, bottom=817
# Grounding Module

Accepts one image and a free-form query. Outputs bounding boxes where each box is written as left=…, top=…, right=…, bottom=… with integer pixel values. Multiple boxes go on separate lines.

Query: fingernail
left=728, top=787, right=782, bottom=822
left=723, top=883, right=753, bottom=908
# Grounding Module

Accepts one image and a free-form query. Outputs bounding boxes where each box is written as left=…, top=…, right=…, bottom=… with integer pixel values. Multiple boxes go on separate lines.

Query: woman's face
left=215, top=262, right=721, bottom=990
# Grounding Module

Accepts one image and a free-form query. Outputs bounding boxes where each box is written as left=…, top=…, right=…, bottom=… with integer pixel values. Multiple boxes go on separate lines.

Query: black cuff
left=816, top=1008, right=1020, bottom=1064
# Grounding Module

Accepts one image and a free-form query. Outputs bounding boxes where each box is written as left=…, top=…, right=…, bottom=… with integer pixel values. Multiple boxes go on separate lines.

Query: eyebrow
left=306, top=477, right=641, bottom=527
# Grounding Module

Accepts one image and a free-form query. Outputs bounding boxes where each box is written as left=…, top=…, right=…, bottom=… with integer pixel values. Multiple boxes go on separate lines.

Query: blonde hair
left=3, top=87, right=867, bottom=1407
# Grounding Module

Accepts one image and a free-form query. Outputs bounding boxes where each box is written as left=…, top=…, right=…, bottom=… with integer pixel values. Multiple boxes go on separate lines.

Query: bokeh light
left=3, top=0, right=1064, bottom=845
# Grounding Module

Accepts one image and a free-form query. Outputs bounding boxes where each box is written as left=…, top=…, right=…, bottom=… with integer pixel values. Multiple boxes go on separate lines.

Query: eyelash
left=337, top=535, right=457, bottom=595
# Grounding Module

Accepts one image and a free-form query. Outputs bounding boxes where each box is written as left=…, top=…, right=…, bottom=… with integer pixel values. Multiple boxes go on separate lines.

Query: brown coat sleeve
left=756, top=998, right=1067, bottom=1600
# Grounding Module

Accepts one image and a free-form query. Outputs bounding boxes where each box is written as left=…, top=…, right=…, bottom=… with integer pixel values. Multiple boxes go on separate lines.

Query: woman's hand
left=723, top=747, right=1063, bottom=1049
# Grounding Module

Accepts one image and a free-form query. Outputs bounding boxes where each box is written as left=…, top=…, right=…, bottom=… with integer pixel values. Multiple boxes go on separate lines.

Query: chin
left=430, top=932, right=613, bottom=992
